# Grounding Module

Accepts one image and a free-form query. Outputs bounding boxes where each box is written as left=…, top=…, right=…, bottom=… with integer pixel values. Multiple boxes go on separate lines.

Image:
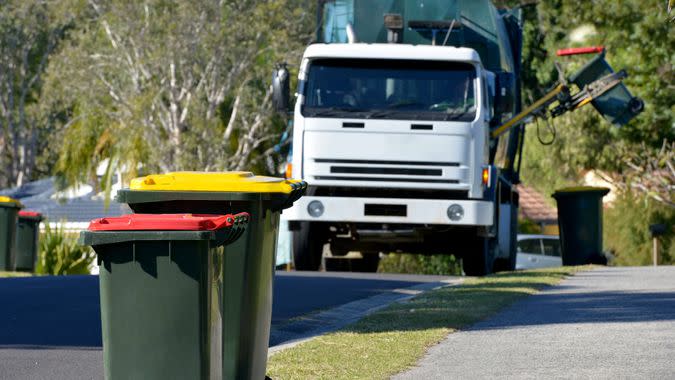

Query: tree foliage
left=515, top=0, right=674, bottom=195
left=0, top=0, right=72, bottom=187
left=43, top=0, right=314, bottom=189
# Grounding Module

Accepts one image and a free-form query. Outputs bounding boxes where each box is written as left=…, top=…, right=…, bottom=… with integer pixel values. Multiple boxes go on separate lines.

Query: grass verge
left=0, top=271, right=32, bottom=278
left=267, top=266, right=592, bottom=379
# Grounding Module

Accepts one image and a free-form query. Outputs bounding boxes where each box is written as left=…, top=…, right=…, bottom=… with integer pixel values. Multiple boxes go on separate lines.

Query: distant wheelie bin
left=15, top=211, right=43, bottom=272
left=0, top=196, right=23, bottom=271
left=115, top=171, right=306, bottom=380
left=81, top=213, right=249, bottom=379
left=552, top=187, right=610, bottom=266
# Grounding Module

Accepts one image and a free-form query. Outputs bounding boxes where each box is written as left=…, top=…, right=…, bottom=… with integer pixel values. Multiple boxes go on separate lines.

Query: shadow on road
left=337, top=268, right=675, bottom=336
left=0, top=271, right=444, bottom=349
left=0, top=276, right=102, bottom=349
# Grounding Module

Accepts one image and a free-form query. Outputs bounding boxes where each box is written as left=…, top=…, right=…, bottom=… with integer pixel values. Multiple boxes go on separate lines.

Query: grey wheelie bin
left=15, top=211, right=43, bottom=272
left=552, top=187, right=610, bottom=266
left=115, top=171, right=306, bottom=380
left=81, top=212, right=249, bottom=379
left=0, top=196, right=23, bottom=271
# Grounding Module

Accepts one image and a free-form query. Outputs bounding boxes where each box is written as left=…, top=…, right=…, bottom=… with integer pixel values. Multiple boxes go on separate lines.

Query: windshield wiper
left=303, top=107, right=370, bottom=117
left=441, top=110, right=473, bottom=121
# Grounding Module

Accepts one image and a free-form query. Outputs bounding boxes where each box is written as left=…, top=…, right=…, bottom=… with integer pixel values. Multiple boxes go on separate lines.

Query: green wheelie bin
left=115, top=171, right=306, bottom=380
left=0, top=196, right=23, bottom=271
left=80, top=212, right=249, bottom=380
left=552, top=187, right=610, bottom=266
left=15, top=211, right=43, bottom=272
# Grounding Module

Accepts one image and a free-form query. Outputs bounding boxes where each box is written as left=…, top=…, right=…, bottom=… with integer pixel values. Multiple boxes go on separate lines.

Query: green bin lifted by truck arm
left=115, top=171, right=306, bottom=380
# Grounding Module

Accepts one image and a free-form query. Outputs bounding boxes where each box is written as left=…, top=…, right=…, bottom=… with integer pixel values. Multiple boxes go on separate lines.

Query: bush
left=378, top=253, right=462, bottom=276
left=604, top=191, right=674, bottom=266
left=37, top=223, right=96, bottom=275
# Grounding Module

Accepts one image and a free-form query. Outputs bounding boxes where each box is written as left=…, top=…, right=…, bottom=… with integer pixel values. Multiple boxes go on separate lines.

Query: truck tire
left=293, top=222, right=326, bottom=271
left=462, top=237, right=496, bottom=276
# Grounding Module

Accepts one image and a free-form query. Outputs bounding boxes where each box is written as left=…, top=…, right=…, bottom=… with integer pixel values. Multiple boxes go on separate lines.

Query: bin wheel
left=293, top=222, right=326, bottom=271
left=463, top=237, right=496, bottom=276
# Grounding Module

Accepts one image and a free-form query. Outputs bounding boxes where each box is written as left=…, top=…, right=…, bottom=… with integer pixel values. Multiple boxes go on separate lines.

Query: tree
left=0, top=0, right=70, bottom=187
left=44, top=0, right=314, bottom=190
left=508, top=0, right=675, bottom=202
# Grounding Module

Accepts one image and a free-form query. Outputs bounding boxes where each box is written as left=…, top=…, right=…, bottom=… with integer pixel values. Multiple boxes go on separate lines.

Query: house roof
left=0, top=177, right=130, bottom=224
left=517, top=185, right=558, bottom=223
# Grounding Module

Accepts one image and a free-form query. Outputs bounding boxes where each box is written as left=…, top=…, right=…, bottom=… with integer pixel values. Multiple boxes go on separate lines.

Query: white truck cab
left=284, top=43, right=511, bottom=274
left=287, top=43, right=493, bottom=224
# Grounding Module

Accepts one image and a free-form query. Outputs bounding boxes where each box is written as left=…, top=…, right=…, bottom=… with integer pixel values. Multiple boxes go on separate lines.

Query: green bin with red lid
left=80, top=212, right=248, bottom=380
left=115, top=171, right=306, bottom=380
left=0, top=196, right=23, bottom=271
left=15, top=211, right=43, bottom=272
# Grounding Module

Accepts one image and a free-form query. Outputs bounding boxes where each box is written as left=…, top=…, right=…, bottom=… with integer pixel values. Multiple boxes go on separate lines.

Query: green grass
left=0, top=271, right=32, bottom=278
left=267, top=266, right=592, bottom=380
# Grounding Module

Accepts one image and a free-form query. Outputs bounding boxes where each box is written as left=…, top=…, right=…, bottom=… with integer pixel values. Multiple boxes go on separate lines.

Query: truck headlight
left=307, top=201, right=325, bottom=217
left=447, top=204, right=464, bottom=221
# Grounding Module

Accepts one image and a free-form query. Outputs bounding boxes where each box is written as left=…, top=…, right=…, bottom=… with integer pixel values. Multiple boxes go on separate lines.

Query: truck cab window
left=302, top=59, right=477, bottom=122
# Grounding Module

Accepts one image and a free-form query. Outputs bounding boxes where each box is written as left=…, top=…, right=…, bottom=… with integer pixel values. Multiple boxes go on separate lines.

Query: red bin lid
left=19, top=211, right=42, bottom=217
left=87, top=213, right=249, bottom=231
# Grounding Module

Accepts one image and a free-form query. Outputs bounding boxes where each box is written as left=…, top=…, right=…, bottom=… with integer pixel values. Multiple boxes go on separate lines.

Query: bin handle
left=277, top=181, right=307, bottom=211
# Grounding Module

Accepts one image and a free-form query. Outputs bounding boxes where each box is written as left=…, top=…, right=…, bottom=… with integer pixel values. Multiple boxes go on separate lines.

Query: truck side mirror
left=494, top=72, right=516, bottom=114
left=272, top=63, right=290, bottom=114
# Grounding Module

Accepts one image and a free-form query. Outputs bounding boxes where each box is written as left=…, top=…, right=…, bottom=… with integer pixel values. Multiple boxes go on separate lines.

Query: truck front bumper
left=284, top=196, right=494, bottom=226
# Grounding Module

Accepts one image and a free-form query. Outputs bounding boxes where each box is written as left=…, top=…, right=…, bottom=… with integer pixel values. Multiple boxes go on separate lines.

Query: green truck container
left=81, top=213, right=249, bottom=380
left=0, top=196, right=23, bottom=271
left=115, top=171, right=306, bottom=380
left=552, top=187, right=610, bottom=266
left=15, top=211, right=43, bottom=272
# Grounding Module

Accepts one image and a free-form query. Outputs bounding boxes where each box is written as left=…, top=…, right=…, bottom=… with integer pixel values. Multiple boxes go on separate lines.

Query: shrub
left=604, top=191, right=674, bottom=266
left=378, top=253, right=462, bottom=276
left=37, top=222, right=96, bottom=275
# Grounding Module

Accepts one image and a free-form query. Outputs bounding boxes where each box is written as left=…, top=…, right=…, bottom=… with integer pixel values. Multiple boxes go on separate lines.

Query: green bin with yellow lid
left=0, top=196, right=24, bottom=271
left=115, top=171, right=306, bottom=380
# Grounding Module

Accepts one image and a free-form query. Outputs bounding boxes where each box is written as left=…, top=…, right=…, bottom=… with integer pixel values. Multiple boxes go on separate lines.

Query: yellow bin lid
left=130, top=171, right=301, bottom=194
left=0, top=196, right=23, bottom=207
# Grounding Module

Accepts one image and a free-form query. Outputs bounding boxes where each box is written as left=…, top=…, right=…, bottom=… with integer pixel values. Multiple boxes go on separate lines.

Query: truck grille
left=330, top=166, right=441, bottom=176
left=314, top=158, right=459, bottom=167
left=314, top=176, right=459, bottom=184
left=310, top=158, right=466, bottom=187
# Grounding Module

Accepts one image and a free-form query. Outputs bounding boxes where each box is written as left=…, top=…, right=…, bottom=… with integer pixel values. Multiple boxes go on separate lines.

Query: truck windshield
left=302, top=59, right=477, bottom=122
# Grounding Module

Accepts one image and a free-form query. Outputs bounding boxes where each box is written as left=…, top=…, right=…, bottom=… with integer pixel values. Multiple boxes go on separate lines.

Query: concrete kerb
left=268, top=278, right=463, bottom=355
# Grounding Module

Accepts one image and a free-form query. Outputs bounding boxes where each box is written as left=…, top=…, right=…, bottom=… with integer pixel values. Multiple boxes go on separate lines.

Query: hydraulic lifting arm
left=491, top=47, right=643, bottom=140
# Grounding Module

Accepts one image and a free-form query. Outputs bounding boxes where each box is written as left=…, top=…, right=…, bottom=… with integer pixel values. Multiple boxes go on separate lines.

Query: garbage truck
left=272, top=0, right=643, bottom=275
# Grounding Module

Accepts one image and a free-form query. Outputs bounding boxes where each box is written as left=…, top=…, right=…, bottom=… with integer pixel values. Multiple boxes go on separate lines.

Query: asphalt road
left=0, top=271, right=450, bottom=379
left=395, top=266, right=675, bottom=379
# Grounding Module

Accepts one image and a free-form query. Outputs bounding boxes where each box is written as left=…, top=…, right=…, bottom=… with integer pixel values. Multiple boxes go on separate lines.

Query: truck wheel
left=293, top=222, right=326, bottom=271
left=462, top=237, right=496, bottom=276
